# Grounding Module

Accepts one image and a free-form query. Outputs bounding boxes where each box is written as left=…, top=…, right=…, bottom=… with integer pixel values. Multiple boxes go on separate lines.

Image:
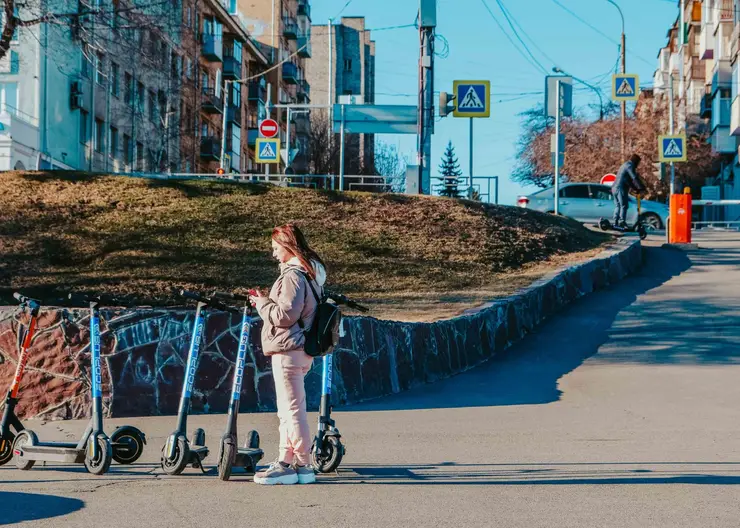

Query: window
left=230, top=82, right=240, bottom=107
left=343, top=59, right=352, bottom=71
left=201, top=70, right=209, bottom=92
left=137, top=81, right=145, bottom=111
left=124, top=72, right=133, bottom=104
left=110, top=62, right=119, bottom=96
left=215, top=69, right=221, bottom=98
left=135, top=141, right=144, bottom=171
left=171, top=53, right=179, bottom=78
left=233, top=41, right=242, bottom=63
left=186, top=7, right=192, bottom=27
left=148, top=89, right=156, bottom=121
left=158, top=90, right=166, bottom=127
left=201, top=122, right=208, bottom=138
left=343, top=89, right=352, bottom=96
left=80, top=110, right=89, bottom=144
left=561, top=185, right=590, bottom=199
left=81, top=53, right=92, bottom=78
left=185, top=58, right=193, bottom=79
left=95, top=52, right=104, bottom=85
left=123, top=134, right=132, bottom=165
left=590, top=185, right=613, bottom=201
left=109, top=126, right=118, bottom=158
left=0, top=82, right=18, bottom=111
left=9, top=51, right=18, bottom=75
left=94, top=119, right=104, bottom=152
left=194, top=13, right=199, bottom=39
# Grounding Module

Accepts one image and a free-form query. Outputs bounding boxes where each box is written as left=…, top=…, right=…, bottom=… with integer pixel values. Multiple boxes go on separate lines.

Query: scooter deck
left=18, top=444, right=85, bottom=463
left=234, top=447, right=263, bottom=470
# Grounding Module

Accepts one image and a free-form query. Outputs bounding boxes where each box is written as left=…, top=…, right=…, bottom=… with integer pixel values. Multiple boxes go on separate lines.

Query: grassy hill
left=0, top=171, right=608, bottom=318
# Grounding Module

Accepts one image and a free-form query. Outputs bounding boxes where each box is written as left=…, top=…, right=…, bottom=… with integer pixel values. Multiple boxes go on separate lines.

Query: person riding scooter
left=613, top=154, right=646, bottom=228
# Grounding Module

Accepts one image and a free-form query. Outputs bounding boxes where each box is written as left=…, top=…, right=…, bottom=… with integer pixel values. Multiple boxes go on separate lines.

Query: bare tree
left=374, top=140, right=407, bottom=193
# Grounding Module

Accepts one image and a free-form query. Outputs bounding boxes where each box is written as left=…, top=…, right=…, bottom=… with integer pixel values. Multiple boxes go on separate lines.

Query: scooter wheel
left=599, top=219, right=611, bottom=231
left=12, top=430, right=36, bottom=471
left=192, top=428, right=206, bottom=447
left=0, top=434, right=15, bottom=466
left=311, top=436, right=344, bottom=474
left=85, top=434, right=113, bottom=475
left=161, top=434, right=189, bottom=476
left=217, top=439, right=236, bottom=482
left=111, top=429, right=145, bottom=465
left=244, top=430, right=260, bottom=449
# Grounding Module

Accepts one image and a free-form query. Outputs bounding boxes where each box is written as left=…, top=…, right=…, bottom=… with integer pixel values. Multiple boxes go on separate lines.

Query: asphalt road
left=2, top=231, right=739, bottom=528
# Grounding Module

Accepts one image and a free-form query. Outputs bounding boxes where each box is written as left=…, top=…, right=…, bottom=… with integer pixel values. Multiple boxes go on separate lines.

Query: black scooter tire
left=312, top=436, right=344, bottom=474
left=111, top=429, right=145, bottom=465
left=0, top=435, right=14, bottom=466
left=217, top=439, right=236, bottom=482
left=12, top=430, right=36, bottom=471
left=161, top=434, right=189, bottom=476
left=85, top=435, right=113, bottom=476
left=638, top=226, right=648, bottom=240
left=599, top=219, right=611, bottom=231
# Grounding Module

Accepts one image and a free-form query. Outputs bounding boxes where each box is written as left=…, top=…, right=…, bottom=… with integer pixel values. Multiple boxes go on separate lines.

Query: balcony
left=712, top=127, right=736, bottom=152
left=297, top=79, right=310, bottom=102
left=298, top=34, right=311, bottom=57
left=248, top=80, right=267, bottom=102
left=298, top=0, right=311, bottom=20
left=200, top=137, right=221, bottom=160
left=247, top=128, right=259, bottom=146
left=283, top=18, right=298, bottom=40
left=701, top=93, right=713, bottom=118
left=700, top=24, right=714, bottom=59
left=226, top=104, right=241, bottom=126
left=223, top=55, right=241, bottom=80
left=201, top=34, right=223, bottom=62
left=282, top=62, right=298, bottom=84
left=731, top=97, right=740, bottom=136
left=684, top=56, right=705, bottom=81
left=201, top=88, right=223, bottom=114
left=712, top=95, right=730, bottom=130
left=711, top=59, right=731, bottom=95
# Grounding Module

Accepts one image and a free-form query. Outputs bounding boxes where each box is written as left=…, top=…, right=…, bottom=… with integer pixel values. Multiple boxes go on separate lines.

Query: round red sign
left=259, top=119, right=279, bottom=138
left=601, top=173, right=617, bottom=186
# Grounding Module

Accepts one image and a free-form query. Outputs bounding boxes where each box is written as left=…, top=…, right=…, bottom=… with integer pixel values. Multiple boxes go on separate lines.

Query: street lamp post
left=606, top=0, right=626, bottom=159
left=553, top=67, right=604, bottom=120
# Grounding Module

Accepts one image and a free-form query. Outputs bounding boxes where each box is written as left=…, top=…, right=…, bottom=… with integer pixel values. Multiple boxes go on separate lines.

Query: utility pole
left=418, top=0, right=436, bottom=194
left=606, top=1, right=626, bottom=159
left=669, top=72, right=675, bottom=196
left=328, top=17, right=333, bottom=145
left=554, top=79, right=561, bottom=216
left=220, top=80, right=230, bottom=171
left=468, top=118, right=473, bottom=199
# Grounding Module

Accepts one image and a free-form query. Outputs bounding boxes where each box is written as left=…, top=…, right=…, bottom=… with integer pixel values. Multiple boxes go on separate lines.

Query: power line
left=549, top=0, right=655, bottom=68
left=494, top=0, right=557, bottom=70
left=479, top=0, right=548, bottom=74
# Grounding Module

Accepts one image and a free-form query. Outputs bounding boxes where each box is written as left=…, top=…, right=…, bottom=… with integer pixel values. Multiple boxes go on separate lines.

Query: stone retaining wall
left=0, top=239, right=642, bottom=420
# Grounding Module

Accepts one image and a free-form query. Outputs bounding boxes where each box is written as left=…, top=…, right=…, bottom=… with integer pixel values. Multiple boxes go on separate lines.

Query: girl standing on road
left=251, top=224, right=326, bottom=486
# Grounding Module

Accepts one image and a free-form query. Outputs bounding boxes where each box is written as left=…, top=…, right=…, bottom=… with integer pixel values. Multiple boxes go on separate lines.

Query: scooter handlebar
left=179, top=290, right=241, bottom=314
left=13, top=292, right=41, bottom=306
left=325, top=290, right=369, bottom=313
left=212, top=291, right=250, bottom=302
left=67, top=292, right=123, bottom=307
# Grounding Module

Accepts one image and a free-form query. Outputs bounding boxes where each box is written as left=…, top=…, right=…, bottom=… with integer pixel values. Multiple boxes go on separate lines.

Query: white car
left=517, top=182, right=669, bottom=230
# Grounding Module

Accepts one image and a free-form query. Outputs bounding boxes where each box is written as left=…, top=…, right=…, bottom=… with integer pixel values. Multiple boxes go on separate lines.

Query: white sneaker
left=254, top=460, right=299, bottom=485
left=294, top=464, right=316, bottom=484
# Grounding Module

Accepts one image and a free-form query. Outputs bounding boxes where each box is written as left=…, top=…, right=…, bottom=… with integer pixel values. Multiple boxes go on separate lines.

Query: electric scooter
left=161, top=289, right=234, bottom=475
left=12, top=293, right=146, bottom=474
left=210, top=291, right=264, bottom=481
left=311, top=291, right=368, bottom=474
left=0, top=293, right=42, bottom=466
left=599, top=194, right=648, bottom=240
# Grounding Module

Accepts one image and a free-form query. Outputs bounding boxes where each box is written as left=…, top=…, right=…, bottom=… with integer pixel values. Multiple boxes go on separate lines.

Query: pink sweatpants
left=271, top=350, right=314, bottom=466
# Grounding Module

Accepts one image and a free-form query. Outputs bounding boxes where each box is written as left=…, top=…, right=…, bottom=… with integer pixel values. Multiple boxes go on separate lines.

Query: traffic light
left=439, top=92, right=456, bottom=118
left=217, top=167, right=225, bottom=175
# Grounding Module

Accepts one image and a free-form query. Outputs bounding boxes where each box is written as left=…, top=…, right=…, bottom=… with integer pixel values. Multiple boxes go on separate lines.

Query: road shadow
left=350, top=245, right=693, bottom=411
left=326, top=462, right=740, bottom=486
left=0, top=492, right=84, bottom=525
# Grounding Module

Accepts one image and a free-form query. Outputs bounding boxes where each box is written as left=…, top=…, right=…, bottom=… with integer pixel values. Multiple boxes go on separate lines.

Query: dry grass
left=0, top=171, right=611, bottom=320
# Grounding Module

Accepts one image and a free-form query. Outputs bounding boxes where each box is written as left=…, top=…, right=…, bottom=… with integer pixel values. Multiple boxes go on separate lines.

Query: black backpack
left=298, top=272, right=341, bottom=358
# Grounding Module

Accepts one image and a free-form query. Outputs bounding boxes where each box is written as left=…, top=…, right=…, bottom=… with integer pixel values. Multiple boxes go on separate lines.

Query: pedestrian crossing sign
left=453, top=80, right=490, bottom=118
left=658, top=134, right=687, bottom=162
left=256, top=138, right=281, bottom=163
left=612, top=74, right=640, bottom=101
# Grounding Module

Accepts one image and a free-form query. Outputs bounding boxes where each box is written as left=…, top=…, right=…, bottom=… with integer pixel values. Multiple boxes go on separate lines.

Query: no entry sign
left=259, top=119, right=279, bottom=138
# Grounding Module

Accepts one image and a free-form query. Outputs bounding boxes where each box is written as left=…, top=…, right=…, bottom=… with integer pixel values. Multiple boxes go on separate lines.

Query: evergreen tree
left=437, top=141, right=463, bottom=198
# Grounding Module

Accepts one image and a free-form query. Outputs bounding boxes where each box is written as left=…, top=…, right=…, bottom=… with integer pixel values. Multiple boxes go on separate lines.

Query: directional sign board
left=612, top=74, right=640, bottom=101
left=333, top=104, right=417, bottom=134
left=658, top=134, right=687, bottom=162
left=453, top=80, right=490, bottom=118
left=256, top=138, right=281, bottom=164
left=259, top=119, right=279, bottom=138
left=544, top=76, right=573, bottom=118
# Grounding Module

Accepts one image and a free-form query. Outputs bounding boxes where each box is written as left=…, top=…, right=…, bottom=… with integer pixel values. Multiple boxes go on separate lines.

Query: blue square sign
left=658, top=134, right=687, bottom=162
left=612, top=74, right=640, bottom=101
left=453, top=80, right=490, bottom=118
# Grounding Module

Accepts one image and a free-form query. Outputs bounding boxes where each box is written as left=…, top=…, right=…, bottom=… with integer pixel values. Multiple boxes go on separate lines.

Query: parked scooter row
left=1, top=288, right=366, bottom=478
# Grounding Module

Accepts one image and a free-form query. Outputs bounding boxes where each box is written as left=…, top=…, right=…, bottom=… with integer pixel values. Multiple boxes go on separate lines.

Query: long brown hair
left=272, top=224, right=325, bottom=280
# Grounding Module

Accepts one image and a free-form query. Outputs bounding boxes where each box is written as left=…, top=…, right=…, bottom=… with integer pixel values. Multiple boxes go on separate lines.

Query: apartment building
left=0, top=0, right=268, bottom=174
left=239, top=0, right=312, bottom=172
left=307, top=17, right=376, bottom=175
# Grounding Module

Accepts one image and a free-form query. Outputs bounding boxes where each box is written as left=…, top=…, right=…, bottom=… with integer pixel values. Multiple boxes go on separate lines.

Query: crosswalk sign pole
left=669, top=73, right=675, bottom=196
left=554, top=79, right=561, bottom=216
left=469, top=118, right=473, bottom=199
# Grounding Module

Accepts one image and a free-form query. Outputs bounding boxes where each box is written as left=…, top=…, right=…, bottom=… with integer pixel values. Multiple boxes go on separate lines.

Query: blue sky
left=311, top=0, right=678, bottom=204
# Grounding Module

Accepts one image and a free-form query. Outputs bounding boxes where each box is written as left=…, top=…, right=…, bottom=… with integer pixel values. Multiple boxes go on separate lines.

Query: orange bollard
left=669, top=192, right=692, bottom=244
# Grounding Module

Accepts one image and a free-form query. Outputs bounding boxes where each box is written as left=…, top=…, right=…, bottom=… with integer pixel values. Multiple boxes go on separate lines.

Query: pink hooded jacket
left=254, top=258, right=326, bottom=356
